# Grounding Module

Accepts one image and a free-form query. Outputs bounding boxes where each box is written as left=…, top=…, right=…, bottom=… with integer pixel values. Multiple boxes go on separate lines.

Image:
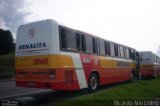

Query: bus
left=15, top=19, right=139, bottom=92
left=139, top=51, right=160, bottom=78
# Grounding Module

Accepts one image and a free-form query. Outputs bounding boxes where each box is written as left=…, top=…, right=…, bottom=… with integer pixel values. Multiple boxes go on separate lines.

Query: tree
left=0, top=29, right=14, bottom=55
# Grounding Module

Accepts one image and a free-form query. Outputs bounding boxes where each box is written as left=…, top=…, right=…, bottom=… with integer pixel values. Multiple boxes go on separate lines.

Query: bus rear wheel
left=88, top=73, right=99, bottom=93
left=139, top=73, right=142, bottom=80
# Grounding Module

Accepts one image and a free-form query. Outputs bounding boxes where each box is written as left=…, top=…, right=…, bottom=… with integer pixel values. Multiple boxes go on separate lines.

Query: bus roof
left=19, top=19, right=137, bottom=51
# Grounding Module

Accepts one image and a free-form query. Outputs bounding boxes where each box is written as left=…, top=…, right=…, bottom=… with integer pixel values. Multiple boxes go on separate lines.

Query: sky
left=0, top=0, right=160, bottom=55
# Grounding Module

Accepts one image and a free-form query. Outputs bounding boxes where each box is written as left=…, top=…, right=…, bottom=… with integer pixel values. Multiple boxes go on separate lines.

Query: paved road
left=0, top=79, right=53, bottom=99
left=0, top=78, right=88, bottom=106
left=0, top=78, right=134, bottom=106
left=0, top=79, right=56, bottom=106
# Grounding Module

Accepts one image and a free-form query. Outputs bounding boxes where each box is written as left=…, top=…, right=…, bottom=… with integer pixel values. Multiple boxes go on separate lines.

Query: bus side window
left=118, top=46, right=121, bottom=57
left=110, top=43, right=115, bottom=56
left=131, top=50, right=136, bottom=60
left=86, top=36, right=93, bottom=53
left=93, top=38, right=100, bottom=54
left=114, top=44, right=118, bottom=57
left=96, top=39, right=100, bottom=54
left=108, top=43, right=111, bottom=56
left=126, top=48, right=129, bottom=58
left=99, top=39, right=105, bottom=55
left=66, top=30, right=77, bottom=50
left=76, top=33, right=81, bottom=51
left=105, top=41, right=111, bottom=56
left=120, top=46, right=124, bottom=58
left=60, top=27, right=67, bottom=49
left=129, top=49, right=132, bottom=59
left=123, top=47, right=126, bottom=58
left=92, top=38, right=96, bottom=54
left=81, top=34, right=86, bottom=52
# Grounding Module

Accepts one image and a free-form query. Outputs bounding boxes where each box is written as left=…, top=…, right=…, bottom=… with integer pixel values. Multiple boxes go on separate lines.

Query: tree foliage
left=0, top=29, right=15, bottom=55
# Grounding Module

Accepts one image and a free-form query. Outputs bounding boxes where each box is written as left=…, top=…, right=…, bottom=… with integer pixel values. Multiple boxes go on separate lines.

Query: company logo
left=82, top=57, right=91, bottom=64
left=28, top=28, right=35, bottom=38
left=19, top=42, right=46, bottom=50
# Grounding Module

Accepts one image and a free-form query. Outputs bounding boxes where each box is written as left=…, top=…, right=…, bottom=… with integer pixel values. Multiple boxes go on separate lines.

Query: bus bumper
left=16, top=80, right=80, bottom=90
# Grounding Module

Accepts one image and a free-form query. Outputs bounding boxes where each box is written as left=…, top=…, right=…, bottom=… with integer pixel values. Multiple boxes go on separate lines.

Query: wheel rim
left=139, top=73, right=141, bottom=79
left=131, top=74, right=133, bottom=79
left=90, top=76, right=97, bottom=90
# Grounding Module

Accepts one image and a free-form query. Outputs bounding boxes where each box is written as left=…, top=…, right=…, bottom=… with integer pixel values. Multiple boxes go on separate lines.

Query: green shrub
left=0, top=53, right=15, bottom=74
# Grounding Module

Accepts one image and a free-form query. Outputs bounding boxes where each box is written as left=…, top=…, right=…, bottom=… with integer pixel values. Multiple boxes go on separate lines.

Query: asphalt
left=0, top=79, right=52, bottom=99
left=0, top=78, right=88, bottom=106
left=0, top=78, right=131, bottom=106
left=0, top=78, right=54, bottom=106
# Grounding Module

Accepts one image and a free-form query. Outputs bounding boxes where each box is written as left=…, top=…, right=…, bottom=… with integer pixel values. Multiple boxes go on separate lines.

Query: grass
left=0, top=53, right=15, bottom=79
left=50, top=78, right=160, bottom=106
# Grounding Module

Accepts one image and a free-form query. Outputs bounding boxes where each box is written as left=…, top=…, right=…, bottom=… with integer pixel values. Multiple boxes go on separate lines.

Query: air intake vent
left=64, top=70, right=73, bottom=84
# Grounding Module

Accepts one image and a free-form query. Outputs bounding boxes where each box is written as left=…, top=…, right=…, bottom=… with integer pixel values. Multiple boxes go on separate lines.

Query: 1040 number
left=33, top=58, right=48, bottom=65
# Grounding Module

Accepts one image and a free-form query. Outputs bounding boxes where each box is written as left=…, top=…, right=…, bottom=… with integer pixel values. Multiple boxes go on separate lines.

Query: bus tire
left=139, top=73, right=142, bottom=80
left=88, top=73, right=99, bottom=93
left=130, top=73, right=134, bottom=81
